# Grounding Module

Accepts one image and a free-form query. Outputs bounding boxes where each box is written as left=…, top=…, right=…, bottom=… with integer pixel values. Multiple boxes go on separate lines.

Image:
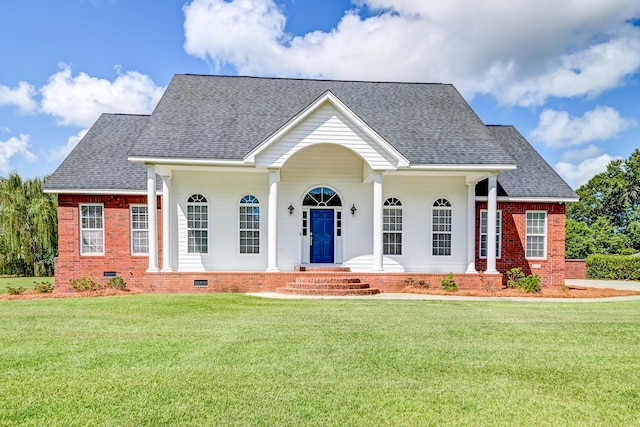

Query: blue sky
left=1, top=0, right=639, bottom=189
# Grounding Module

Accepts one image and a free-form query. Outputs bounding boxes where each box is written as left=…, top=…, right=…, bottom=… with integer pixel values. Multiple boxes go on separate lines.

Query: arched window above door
left=303, top=187, right=342, bottom=207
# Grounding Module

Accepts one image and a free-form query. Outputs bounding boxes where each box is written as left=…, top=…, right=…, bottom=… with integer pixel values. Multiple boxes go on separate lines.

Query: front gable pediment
left=245, top=91, right=409, bottom=170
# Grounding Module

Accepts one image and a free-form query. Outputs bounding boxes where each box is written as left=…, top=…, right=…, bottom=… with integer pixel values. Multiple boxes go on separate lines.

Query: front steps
left=277, top=266, right=380, bottom=296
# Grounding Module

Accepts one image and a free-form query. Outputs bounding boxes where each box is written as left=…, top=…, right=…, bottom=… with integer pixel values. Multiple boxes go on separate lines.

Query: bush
left=34, top=281, right=54, bottom=294
left=107, top=276, right=127, bottom=291
left=69, top=274, right=100, bottom=292
left=505, top=267, right=541, bottom=293
left=7, top=286, right=26, bottom=295
left=587, top=254, right=640, bottom=280
left=440, top=273, right=458, bottom=292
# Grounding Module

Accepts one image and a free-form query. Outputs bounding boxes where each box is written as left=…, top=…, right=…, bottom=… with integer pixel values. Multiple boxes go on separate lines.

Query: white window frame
left=130, top=205, right=149, bottom=255
left=480, top=209, right=502, bottom=259
left=383, top=198, right=403, bottom=256
left=239, top=195, right=260, bottom=255
left=432, top=198, right=452, bottom=256
left=79, top=204, right=104, bottom=256
left=187, top=194, right=208, bottom=254
left=526, top=211, right=547, bottom=259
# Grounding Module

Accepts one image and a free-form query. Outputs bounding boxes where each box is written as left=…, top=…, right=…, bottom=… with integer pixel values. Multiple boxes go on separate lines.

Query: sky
left=1, top=0, right=639, bottom=189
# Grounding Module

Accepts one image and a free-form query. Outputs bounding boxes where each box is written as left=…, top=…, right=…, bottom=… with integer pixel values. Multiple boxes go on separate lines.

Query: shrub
left=587, top=254, right=640, bottom=280
left=506, top=267, right=541, bottom=293
left=107, top=276, right=127, bottom=291
left=440, top=273, right=458, bottom=292
left=69, top=274, right=100, bottom=292
left=7, top=286, right=26, bottom=295
left=34, top=281, right=54, bottom=294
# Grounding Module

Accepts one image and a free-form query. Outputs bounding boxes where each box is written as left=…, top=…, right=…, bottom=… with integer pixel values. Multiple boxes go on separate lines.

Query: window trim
left=79, top=203, right=104, bottom=256
left=479, top=209, right=502, bottom=259
left=432, top=198, right=452, bottom=257
left=187, top=194, right=209, bottom=254
left=525, top=210, right=547, bottom=260
left=383, top=197, right=403, bottom=256
left=130, top=204, right=149, bottom=256
left=239, top=194, right=260, bottom=255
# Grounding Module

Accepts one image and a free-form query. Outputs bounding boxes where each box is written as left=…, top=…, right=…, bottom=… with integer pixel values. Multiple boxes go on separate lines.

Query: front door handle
left=309, top=232, right=313, bottom=246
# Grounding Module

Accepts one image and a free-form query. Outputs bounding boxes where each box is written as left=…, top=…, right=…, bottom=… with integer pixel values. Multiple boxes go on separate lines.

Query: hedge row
left=586, top=254, right=640, bottom=280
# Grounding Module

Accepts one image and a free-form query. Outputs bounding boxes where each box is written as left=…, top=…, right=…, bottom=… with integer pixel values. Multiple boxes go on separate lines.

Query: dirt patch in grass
left=402, top=285, right=640, bottom=298
left=0, top=287, right=144, bottom=300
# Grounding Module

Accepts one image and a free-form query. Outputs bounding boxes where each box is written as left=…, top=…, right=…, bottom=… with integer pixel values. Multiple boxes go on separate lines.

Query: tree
left=566, top=149, right=640, bottom=258
left=0, top=172, right=57, bottom=276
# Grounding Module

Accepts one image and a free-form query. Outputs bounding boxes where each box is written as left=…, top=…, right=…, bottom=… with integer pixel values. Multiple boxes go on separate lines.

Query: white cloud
left=182, top=0, right=640, bottom=105
left=559, top=145, right=604, bottom=163
left=530, top=106, right=636, bottom=148
left=556, top=153, right=621, bottom=189
left=0, top=134, right=37, bottom=174
left=40, top=64, right=164, bottom=127
left=0, top=81, right=37, bottom=114
left=49, top=129, right=89, bottom=161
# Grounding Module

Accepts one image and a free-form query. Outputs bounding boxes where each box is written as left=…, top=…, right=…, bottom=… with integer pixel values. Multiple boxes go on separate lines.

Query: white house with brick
left=45, top=74, right=577, bottom=294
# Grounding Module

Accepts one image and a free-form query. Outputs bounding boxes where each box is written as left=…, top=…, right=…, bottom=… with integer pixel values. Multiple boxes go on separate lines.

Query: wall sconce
left=288, top=204, right=295, bottom=216
left=350, top=203, right=357, bottom=216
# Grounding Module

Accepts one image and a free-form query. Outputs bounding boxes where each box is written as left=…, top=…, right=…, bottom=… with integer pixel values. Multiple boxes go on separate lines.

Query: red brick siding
left=475, top=202, right=567, bottom=287
left=564, top=259, right=587, bottom=279
left=143, top=271, right=502, bottom=293
left=55, top=194, right=162, bottom=291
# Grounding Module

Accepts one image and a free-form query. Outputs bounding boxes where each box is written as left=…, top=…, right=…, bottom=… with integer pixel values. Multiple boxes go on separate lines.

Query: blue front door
left=311, top=209, right=334, bottom=263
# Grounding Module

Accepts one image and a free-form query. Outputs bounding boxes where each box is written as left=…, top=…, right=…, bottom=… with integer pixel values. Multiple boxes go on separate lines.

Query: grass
left=1, top=294, right=639, bottom=426
left=0, top=276, right=54, bottom=295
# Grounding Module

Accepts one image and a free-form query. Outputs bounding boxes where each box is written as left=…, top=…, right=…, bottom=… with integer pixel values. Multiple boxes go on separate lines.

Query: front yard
left=1, top=294, right=639, bottom=426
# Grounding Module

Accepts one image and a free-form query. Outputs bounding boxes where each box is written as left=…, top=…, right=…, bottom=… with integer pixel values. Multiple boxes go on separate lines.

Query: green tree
left=567, top=148, right=640, bottom=258
left=0, top=172, right=57, bottom=276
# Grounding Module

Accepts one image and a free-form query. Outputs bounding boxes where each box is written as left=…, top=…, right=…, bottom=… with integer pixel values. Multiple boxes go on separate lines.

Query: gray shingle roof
left=45, top=114, right=153, bottom=192
left=480, top=126, right=577, bottom=199
left=46, top=74, right=576, bottom=200
left=129, top=74, right=515, bottom=165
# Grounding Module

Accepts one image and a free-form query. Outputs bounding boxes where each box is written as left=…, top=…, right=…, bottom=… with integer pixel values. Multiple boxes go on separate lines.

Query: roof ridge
left=176, top=73, right=453, bottom=86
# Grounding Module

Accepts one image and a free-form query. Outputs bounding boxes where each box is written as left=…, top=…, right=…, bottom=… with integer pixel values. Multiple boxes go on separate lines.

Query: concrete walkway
left=247, top=279, right=640, bottom=302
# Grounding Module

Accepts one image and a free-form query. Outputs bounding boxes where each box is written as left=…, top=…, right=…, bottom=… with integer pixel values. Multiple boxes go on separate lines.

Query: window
left=80, top=204, right=104, bottom=255
left=239, top=195, right=260, bottom=254
left=432, top=198, right=452, bottom=256
left=187, top=194, right=208, bottom=254
left=303, top=187, right=342, bottom=206
left=526, top=211, right=547, bottom=259
left=383, top=198, right=402, bottom=255
left=480, top=210, right=502, bottom=258
left=130, top=205, right=149, bottom=255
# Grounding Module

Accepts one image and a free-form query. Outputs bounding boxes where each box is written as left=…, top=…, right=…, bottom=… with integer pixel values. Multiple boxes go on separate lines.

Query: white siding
left=255, top=102, right=398, bottom=170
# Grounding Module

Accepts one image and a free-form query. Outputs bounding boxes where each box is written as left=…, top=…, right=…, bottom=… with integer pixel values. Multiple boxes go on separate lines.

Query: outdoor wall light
left=350, top=203, right=357, bottom=216
left=288, top=204, right=295, bottom=216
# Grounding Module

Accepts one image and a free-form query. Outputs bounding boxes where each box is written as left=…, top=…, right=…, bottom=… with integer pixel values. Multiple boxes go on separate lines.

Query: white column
left=161, top=175, right=172, bottom=272
left=486, top=174, right=498, bottom=274
left=465, top=182, right=477, bottom=274
left=146, top=167, right=159, bottom=272
left=373, top=172, right=384, bottom=271
left=267, top=169, right=280, bottom=272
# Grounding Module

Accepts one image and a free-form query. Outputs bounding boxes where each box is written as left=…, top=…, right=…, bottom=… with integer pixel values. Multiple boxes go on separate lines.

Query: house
left=44, top=74, right=578, bottom=293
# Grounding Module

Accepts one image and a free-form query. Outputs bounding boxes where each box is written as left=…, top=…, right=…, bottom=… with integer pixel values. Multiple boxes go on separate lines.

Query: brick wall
left=56, top=194, right=162, bottom=291
left=475, top=202, right=567, bottom=287
left=564, top=259, right=587, bottom=279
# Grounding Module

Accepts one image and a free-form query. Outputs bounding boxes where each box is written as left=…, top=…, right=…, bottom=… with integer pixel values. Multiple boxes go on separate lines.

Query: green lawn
left=0, top=276, right=54, bottom=295
left=1, top=294, right=639, bottom=426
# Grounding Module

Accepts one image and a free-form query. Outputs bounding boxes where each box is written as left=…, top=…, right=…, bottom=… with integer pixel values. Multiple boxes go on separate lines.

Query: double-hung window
left=130, top=205, right=149, bottom=255
left=383, top=198, right=402, bottom=255
left=526, top=211, right=547, bottom=259
left=480, top=210, right=502, bottom=258
left=432, top=198, right=452, bottom=256
left=80, top=204, right=104, bottom=255
left=239, top=195, right=260, bottom=254
left=187, top=194, right=208, bottom=254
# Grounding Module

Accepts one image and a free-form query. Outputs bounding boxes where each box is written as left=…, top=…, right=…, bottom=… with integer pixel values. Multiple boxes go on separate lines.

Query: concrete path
left=565, top=278, right=640, bottom=291
left=247, top=289, right=640, bottom=303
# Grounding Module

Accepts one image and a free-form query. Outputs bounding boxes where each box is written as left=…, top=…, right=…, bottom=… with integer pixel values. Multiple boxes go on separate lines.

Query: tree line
left=0, top=172, right=57, bottom=276
left=566, top=148, right=640, bottom=259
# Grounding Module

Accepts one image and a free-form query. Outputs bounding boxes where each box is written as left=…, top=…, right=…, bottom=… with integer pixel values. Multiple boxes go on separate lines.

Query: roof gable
left=246, top=91, right=409, bottom=169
